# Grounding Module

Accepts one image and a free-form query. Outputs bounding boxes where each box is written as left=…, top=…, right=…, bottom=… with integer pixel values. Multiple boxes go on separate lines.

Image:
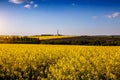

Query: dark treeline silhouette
left=0, top=35, right=120, bottom=45
left=0, top=36, right=40, bottom=44
left=40, top=36, right=120, bottom=46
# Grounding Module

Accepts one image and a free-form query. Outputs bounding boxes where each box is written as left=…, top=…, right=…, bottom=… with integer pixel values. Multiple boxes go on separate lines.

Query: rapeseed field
left=0, top=44, right=119, bottom=80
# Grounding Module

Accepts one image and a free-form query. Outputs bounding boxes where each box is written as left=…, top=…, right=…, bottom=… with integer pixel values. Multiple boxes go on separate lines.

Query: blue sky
left=0, top=0, right=120, bottom=35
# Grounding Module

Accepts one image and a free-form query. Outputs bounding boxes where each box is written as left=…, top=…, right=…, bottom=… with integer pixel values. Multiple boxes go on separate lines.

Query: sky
left=0, top=0, right=120, bottom=35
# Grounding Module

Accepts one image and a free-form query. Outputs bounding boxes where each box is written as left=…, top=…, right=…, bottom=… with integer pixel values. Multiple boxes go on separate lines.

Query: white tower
left=57, top=29, right=60, bottom=36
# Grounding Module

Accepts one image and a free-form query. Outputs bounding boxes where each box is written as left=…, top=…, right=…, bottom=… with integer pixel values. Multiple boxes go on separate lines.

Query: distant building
left=57, top=29, right=60, bottom=36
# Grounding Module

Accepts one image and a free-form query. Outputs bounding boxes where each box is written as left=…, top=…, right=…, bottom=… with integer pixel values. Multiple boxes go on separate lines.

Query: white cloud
left=34, top=4, right=38, bottom=8
left=9, top=0, right=26, bottom=4
left=9, top=0, right=38, bottom=9
left=24, top=4, right=31, bottom=9
left=107, top=12, right=120, bottom=19
left=30, top=1, right=34, bottom=4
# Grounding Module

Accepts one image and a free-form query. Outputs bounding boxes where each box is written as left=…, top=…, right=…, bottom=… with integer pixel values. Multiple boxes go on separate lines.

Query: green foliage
left=0, top=36, right=40, bottom=44
left=0, top=36, right=120, bottom=45
left=41, top=36, right=120, bottom=46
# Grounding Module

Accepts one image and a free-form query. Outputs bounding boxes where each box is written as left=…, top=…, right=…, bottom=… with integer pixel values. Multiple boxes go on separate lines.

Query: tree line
left=0, top=36, right=120, bottom=46
left=0, top=36, right=40, bottom=44
left=40, top=36, right=120, bottom=46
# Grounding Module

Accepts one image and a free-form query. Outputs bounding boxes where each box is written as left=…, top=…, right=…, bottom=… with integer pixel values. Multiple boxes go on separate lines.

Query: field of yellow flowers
left=30, top=35, right=73, bottom=40
left=0, top=44, right=120, bottom=80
